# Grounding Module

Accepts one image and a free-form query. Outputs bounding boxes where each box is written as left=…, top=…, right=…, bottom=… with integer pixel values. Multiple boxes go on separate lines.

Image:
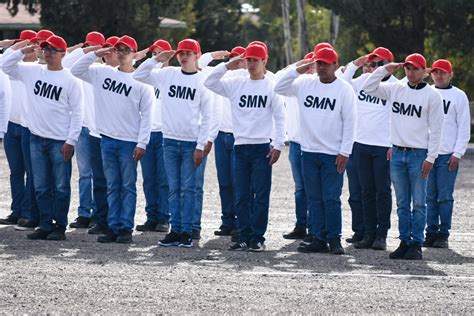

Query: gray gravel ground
left=0, top=147, right=472, bottom=314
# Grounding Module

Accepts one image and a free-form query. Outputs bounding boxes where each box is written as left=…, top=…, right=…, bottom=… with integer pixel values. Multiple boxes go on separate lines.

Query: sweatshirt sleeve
left=208, top=93, right=222, bottom=143
left=136, top=85, right=154, bottom=149
left=66, top=77, right=85, bottom=145
left=196, top=84, right=213, bottom=150
left=453, top=91, right=471, bottom=158
left=62, top=48, right=85, bottom=69
left=270, top=92, right=286, bottom=151
left=133, top=58, right=163, bottom=87
left=1, top=49, right=25, bottom=81
left=70, top=51, right=99, bottom=84
left=426, top=90, right=445, bottom=163
left=198, top=52, right=214, bottom=68
left=339, top=62, right=358, bottom=83
left=362, top=66, right=393, bottom=100
left=274, top=68, right=299, bottom=97
left=0, top=71, right=12, bottom=138
left=203, top=62, right=231, bottom=97
left=339, top=83, right=357, bottom=156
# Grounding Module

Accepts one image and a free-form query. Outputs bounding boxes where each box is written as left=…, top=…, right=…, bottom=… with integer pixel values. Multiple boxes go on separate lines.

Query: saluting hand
left=94, top=46, right=115, bottom=57
left=296, top=60, right=316, bottom=74
left=133, top=147, right=145, bottom=161
left=211, top=50, right=230, bottom=60
left=13, top=40, right=30, bottom=51
left=353, top=54, right=370, bottom=67
left=421, top=160, right=433, bottom=179
left=135, top=48, right=148, bottom=61
left=155, top=50, right=175, bottom=63
left=384, top=62, right=404, bottom=74
left=67, top=43, right=83, bottom=53
left=20, top=44, right=37, bottom=55
left=0, top=39, right=16, bottom=48
left=83, top=45, right=102, bottom=54
left=225, top=56, right=245, bottom=70
left=335, top=154, right=349, bottom=174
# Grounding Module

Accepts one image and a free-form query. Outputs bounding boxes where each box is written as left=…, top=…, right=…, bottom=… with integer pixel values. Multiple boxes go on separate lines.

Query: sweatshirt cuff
left=0, top=133, right=4, bottom=138
left=272, top=143, right=284, bottom=151
left=66, top=139, right=77, bottom=146
left=196, top=143, right=205, bottom=151
left=425, top=156, right=436, bottom=164
left=453, top=152, right=462, bottom=159
left=137, top=143, right=147, bottom=150
left=339, top=152, right=350, bottom=157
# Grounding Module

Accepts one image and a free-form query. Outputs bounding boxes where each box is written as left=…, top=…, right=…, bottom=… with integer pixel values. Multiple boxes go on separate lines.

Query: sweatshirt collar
left=435, top=83, right=453, bottom=90
left=407, top=81, right=427, bottom=90
left=181, top=70, right=198, bottom=75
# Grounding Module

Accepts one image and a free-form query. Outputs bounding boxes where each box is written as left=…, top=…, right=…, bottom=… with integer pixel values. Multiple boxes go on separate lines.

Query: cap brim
left=243, top=54, right=265, bottom=60
left=431, top=66, right=451, bottom=73
left=114, top=41, right=136, bottom=51
left=403, top=61, right=423, bottom=69
left=314, top=57, right=335, bottom=64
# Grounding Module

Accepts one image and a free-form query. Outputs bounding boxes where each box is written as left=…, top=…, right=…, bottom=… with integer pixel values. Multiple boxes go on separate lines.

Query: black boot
left=329, top=238, right=345, bottom=255
left=354, top=235, right=375, bottom=249
left=389, top=241, right=410, bottom=259
left=432, top=235, right=449, bottom=248
left=404, top=244, right=423, bottom=260
left=283, top=225, right=307, bottom=240
left=423, top=232, right=438, bottom=247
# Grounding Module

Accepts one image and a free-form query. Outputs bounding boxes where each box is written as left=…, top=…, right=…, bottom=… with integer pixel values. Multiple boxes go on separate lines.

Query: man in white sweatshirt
left=135, top=39, right=172, bottom=234
left=2, top=35, right=84, bottom=240
left=0, top=30, right=40, bottom=230
left=362, top=53, right=444, bottom=260
left=424, top=59, right=470, bottom=249
left=71, top=35, right=153, bottom=244
left=339, top=47, right=398, bottom=251
left=205, top=44, right=286, bottom=252
left=133, top=39, right=212, bottom=248
left=275, top=47, right=356, bottom=255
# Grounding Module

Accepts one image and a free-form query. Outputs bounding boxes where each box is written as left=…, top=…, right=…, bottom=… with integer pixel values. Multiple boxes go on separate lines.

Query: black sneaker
left=191, top=229, right=201, bottom=240
left=300, top=234, right=313, bottom=246
left=404, top=244, right=423, bottom=260
left=329, top=239, right=345, bottom=255
left=69, top=216, right=91, bottom=229
left=432, top=236, right=449, bottom=249
left=136, top=220, right=158, bottom=232
left=423, top=232, right=438, bottom=248
left=283, top=225, right=307, bottom=240
left=354, top=236, right=375, bottom=249
left=214, top=226, right=234, bottom=236
left=346, top=233, right=364, bottom=243
left=88, top=223, right=109, bottom=235
left=389, top=241, right=410, bottom=259
left=15, top=219, right=38, bottom=231
left=371, top=236, right=387, bottom=250
left=159, top=231, right=181, bottom=247
left=0, top=214, right=20, bottom=225
left=297, top=238, right=329, bottom=253
left=178, top=233, right=193, bottom=248
left=27, top=228, right=52, bottom=240
left=46, top=227, right=67, bottom=241
left=97, top=231, right=118, bottom=243
left=229, top=241, right=248, bottom=251
left=116, top=230, right=133, bottom=243
left=231, top=234, right=240, bottom=243
left=155, top=220, right=170, bottom=233
left=248, top=241, right=265, bottom=252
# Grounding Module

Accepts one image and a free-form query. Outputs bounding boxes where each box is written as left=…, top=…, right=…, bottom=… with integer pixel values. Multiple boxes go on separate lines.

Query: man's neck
left=320, top=75, right=336, bottom=84
left=118, top=63, right=134, bottom=73
left=47, top=63, right=63, bottom=71
left=181, top=65, right=198, bottom=73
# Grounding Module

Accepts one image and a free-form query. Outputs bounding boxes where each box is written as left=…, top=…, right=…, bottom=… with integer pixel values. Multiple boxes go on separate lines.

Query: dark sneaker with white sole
left=191, top=229, right=201, bottom=240
left=69, top=216, right=91, bottom=229
left=300, top=234, right=313, bottom=246
left=15, top=219, right=38, bottom=231
left=136, top=220, right=157, bottom=232
left=155, top=220, right=170, bottom=233
left=159, top=231, right=181, bottom=247
left=27, top=228, right=52, bottom=240
left=283, top=225, right=307, bottom=240
left=229, top=241, right=248, bottom=251
left=248, top=241, right=265, bottom=252
left=297, top=238, right=329, bottom=253
left=178, top=233, right=193, bottom=248
left=88, top=223, right=109, bottom=235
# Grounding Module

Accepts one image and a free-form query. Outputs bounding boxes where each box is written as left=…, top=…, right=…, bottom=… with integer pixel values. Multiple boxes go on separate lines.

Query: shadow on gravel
left=1, top=225, right=472, bottom=278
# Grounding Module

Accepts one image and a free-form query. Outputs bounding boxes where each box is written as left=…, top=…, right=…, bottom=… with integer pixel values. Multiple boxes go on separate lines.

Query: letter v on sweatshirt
left=70, top=51, right=153, bottom=149
left=1, top=49, right=84, bottom=145
left=133, top=58, right=213, bottom=151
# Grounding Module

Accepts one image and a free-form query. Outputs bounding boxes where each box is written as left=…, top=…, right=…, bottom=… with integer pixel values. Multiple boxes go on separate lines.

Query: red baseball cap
left=314, top=47, right=338, bottom=64
left=40, top=35, right=67, bottom=51
left=114, top=35, right=138, bottom=51
left=367, top=47, right=394, bottom=62
left=431, top=59, right=452, bottom=73
left=175, top=39, right=201, bottom=54
left=30, top=29, right=55, bottom=43
left=84, top=31, right=105, bottom=46
left=148, top=39, right=172, bottom=52
left=304, top=52, right=314, bottom=59
left=243, top=44, right=267, bottom=60
left=16, top=30, right=37, bottom=41
left=249, top=41, right=268, bottom=54
left=228, top=46, right=246, bottom=58
left=103, top=36, right=119, bottom=48
left=314, top=42, right=333, bottom=54
left=404, top=53, right=426, bottom=69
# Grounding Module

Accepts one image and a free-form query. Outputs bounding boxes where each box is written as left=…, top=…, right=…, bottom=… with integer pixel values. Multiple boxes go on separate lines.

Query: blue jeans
left=288, top=142, right=310, bottom=231
left=354, top=142, right=392, bottom=238
left=214, top=131, right=237, bottom=229
left=89, top=135, right=108, bottom=226
left=3, top=122, right=39, bottom=221
left=30, top=134, right=72, bottom=231
left=346, top=151, right=364, bottom=236
left=302, top=152, right=344, bottom=241
left=101, top=136, right=138, bottom=234
left=233, top=143, right=272, bottom=244
left=193, top=155, right=207, bottom=232
left=163, top=138, right=196, bottom=234
left=390, top=147, right=428, bottom=246
left=76, top=127, right=95, bottom=218
left=140, top=131, right=169, bottom=223
left=426, top=154, right=458, bottom=237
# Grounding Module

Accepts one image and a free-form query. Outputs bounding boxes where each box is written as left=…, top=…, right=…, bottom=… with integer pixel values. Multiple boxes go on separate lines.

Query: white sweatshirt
left=133, top=58, right=212, bottom=151
left=363, top=66, right=444, bottom=163
left=434, top=85, right=471, bottom=158
left=341, top=62, right=398, bottom=147
left=204, top=63, right=286, bottom=150
left=0, top=70, right=12, bottom=137
left=2, top=50, right=83, bottom=145
left=274, top=68, right=356, bottom=156
left=71, top=52, right=153, bottom=148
